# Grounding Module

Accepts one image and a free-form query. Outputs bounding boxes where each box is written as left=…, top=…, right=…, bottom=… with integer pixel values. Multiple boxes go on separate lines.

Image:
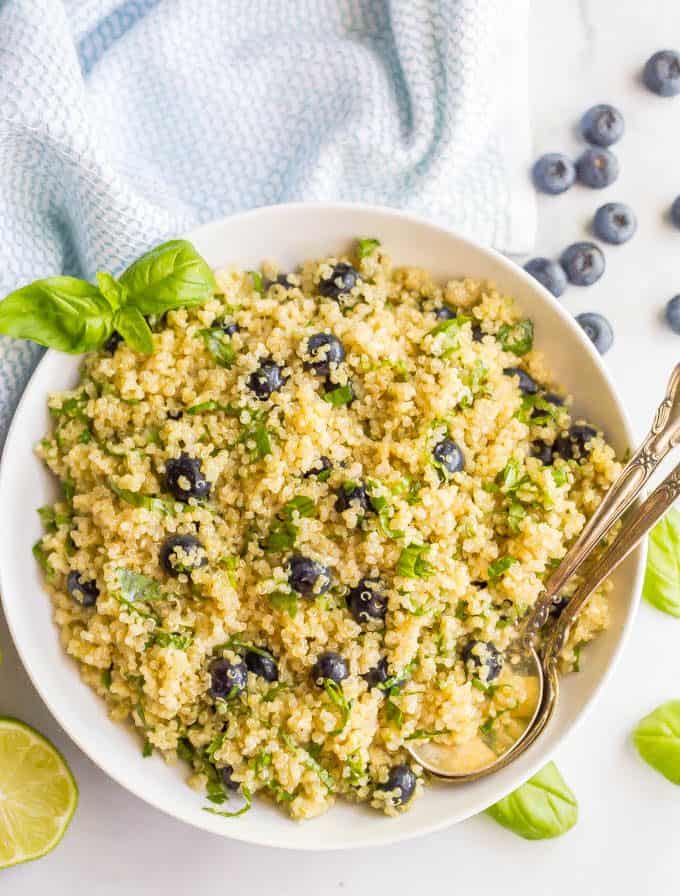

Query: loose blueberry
left=665, top=295, right=680, bottom=334
left=643, top=50, right=680, bottom=97
left=576, top=148, right=619, bottom=189
left=247, top=358, right=287, bottom=400
left=220, top=764, right=240, bottom=791
left=580, top=104, right=624, bottom=147
left=593, top=202, right=637, bottom=245
left=560, top=242, right=605, bottom=286
left=523, top=257, right=567, bottom=298
left=66, top=571, right=99, bottom=608
left=670, top=196, right=680, bottom=230
left=304, top=333, right=345, bottom=377
left=209, top=657, right=248, bottom=700
left=288, top=554, right=332, bottom=597
left=378, top=764, right=416, bottom=806
left=104, top=332, right=123, bottom=354
left=159, top=534, right=207, bottom=576
left=347, top=578, right=388, bottom=623
left=312, top=651, right=349, bottom=685
left=554, top=424, right=598, bottom=461
left=318, top=263, right=359, bottom=299
left=165, top=453, right=211, bottom=502
left=335, top=482, right=372, bottom=514
left=245, top=649, right=279, bottom=682
left=302, top=456, right=332, bottom=479
left=503, top=366, right=539, bottom=395
left=434, top=305, right=457, bottom=320
left=531, top=153, right=575, bottom=195
left=432, top=438, right=465, bottom=474
left=531, top=439, right=554, bottom=466
left=462, top=640, right=503, bottom=682
left=576, top=312, right=614, bottom=354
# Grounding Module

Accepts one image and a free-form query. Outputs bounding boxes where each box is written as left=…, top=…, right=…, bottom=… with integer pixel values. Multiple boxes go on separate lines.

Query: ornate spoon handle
left=544, top=461, right=680, bottom=662
left=523, top=363, right=680, bottom=641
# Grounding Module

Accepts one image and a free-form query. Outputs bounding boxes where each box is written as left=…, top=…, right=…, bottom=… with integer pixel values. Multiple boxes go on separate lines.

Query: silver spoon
left=408, top=364, right=680, bottom=781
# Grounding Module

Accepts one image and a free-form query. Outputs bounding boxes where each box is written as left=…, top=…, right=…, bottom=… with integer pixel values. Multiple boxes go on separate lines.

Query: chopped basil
left=147, top=630, right=193, bottom=650
left=357, top=237, right=380, bottom=259
left=551, top=466, right=569, bottom=487
left=366, top=481, right=404, bottom=539
left=496, top=458, right=525, bottom=492
left=268, top=590, right=298, bottom=618
left=199, top=327, right=236, bottom=368
left=32, top=541, right=56, bottom=583
left=248, top=271, right=265, bottom=294
left=37, top=505, right=71, bottom=533
left=498, top=319, right=534, bottom=356
left=108, top=480, right=177, bottom=515
left=507, top=501, right=526, bottom=533
left=204, top=786, right=253, bottom=818
left=142, top=738, right=153, bottom=758
left=176, top=736, right=194, bottom=763
left=281, top=495, right=316, bottom=519
left=262, top=519, right=298, bottom=553
left=405, top=728, right=451, bottom=741
left=322, top=383, right=354, bottom=406
left=323, top=680, right=352, bottom=736
left=396, top=543, right=435, bottom=578
left=487, top=555, right=517, bottom=583
left=101, top=667, right=113, bottom=690
left=49, top=395, right=88, bottom=420
left=118, top=568, right=166, bottom=603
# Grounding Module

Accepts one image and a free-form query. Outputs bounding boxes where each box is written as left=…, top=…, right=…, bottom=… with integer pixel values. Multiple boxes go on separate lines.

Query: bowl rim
left=0, top=201, right=645, bottom=850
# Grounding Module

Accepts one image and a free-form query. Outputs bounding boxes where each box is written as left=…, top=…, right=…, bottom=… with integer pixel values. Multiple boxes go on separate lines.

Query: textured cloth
left=0, top=0, right=534, bottom=447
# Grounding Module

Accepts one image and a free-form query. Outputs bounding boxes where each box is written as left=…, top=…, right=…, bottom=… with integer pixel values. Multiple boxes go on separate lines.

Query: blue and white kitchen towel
left=0, top=0, right=534, bottom=447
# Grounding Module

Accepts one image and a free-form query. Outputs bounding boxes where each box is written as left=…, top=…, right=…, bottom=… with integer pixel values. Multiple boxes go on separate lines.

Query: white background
left=3, top=1, right=680, bottom=892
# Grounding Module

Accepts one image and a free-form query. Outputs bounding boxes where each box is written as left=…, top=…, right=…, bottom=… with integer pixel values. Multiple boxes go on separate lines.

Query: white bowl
left=0, top=203, right=644, bottom=850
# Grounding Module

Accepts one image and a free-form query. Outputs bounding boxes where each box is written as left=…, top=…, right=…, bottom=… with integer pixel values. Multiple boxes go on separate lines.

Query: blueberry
left=312, top=651, right=349, bottom=685
left=670, top=196, right=680, bottom=230
left=304, top=333, right=345, bottom=377
left=554, top=424, right=598, bottom=461
left=643, top=50, right=680, bottom=97
left=347, top=578, right=388, bottom=623
left=471, top=324, right=484, bottom=343
left=219, top=321, right=240, bottom=336
left=580, top=104, right=624, bottom=147
left=288, top=554, right=332, bottom=597
left=104, top=332, right=123, bottom=354
left=593, top=203, right=637, bottom=245
left=302, top=456, right=332, bottom=480
left=245, top=648, right=279, bottom=682
left=523, top=257, right=567, bottom=298
left=66, top=571, right=99, bottom=608
left=576, top=148, right=619, bottom=189
left=165, top=453, right=211, bottom=502
left=503, top=366, right=539, bottom=395
left=432, top=438, right=465, bottom=475
left=159, top=534, right=207, bottom=576
left=378, top=764, right=416, bottom=806
left=209, top=658, right=248, bottom=700
left=266, top=273, right=296, bottom=290
left=462, top=640, right=503, bottom=682
left=548, top=594, right=569, bottom=618
left=543, top=392, right=564, bottom=407
left=220, top=764, right=240, bottom=791
left=665, top=295, right=680, bottom=334
left=247, top=358, right=287, bottom=400
left=531, top=439, right=554, bottom=466
left=576, top=312, right=614, bottom=355
left=531, top=153, right=575, bottom=195
left=335, top=482, right=372, bottom=514
left=434, top=305, right=457, bottom=320
left=560, top=242, right=605, bottom=286
left=318, top=263, right=359, bottom=299
left=363, top=657, right=389, bottom=689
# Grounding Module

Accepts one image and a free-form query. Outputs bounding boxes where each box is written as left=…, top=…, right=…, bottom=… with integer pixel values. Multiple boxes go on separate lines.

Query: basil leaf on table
left=633, top=700, right=680, bottom=785
left=485, top=762, right=578, bottom=840
left=0, top=277, right=113, bottom=353
left=114, top=305, right=154, bottom=355
left=642, top=507, right=680, bottom=617
left=119, top=239, right=216, bottom=315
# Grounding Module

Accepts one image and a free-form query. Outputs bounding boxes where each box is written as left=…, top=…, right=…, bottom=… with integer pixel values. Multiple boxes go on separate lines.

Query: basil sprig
left=0, top=239, right=216, bottom=355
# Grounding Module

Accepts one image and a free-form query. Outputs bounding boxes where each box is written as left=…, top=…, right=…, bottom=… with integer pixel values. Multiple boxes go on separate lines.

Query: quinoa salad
left=34, top=240, right=619, bottom=820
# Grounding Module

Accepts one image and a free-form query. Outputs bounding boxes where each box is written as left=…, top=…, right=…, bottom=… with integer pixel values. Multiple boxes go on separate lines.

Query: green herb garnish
left=268, top=590, right=299, bottom=618
left=108, top=480, right=177, bottom=515
left=487, top=555, right=517, bottom=583
left=322, top=383, right=354, bottom=406
left=204, top=786, right=253, bottom=818
left=199, top=327, right=236, bottom=367
left=486, top=762, right=577, bottom=840
left=642, top=508, right=680, bottom=618
left=396, top=543, right=435, bottom=578
left=323, top=680, right=352, bottom=736
left=248, top=271, right=265, bottom=294
left=632, top=700, right=680, bottom=785
left=32, top=541, right=56, bottom=583
left=498, top=319, right=534, bottom=356
left=357, top=238, right=381, bottom=259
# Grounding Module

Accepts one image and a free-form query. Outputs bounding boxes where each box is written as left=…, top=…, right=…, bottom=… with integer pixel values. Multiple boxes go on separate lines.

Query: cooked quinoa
left=34, top=242, right=619, bottom=820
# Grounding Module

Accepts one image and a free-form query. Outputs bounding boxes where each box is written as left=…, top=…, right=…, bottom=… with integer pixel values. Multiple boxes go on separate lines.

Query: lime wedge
left=0, top=718, right=78, bottom=869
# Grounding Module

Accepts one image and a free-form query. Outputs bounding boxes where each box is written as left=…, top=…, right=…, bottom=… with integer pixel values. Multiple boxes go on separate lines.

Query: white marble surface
left=3, top=1, right=680, bottom=892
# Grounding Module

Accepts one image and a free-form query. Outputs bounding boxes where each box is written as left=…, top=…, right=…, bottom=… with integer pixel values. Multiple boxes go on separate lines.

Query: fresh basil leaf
left=114, top=305, right=154, bottom=354
left=396, top=543, right=435, bottom=578
left=498, top=319, right=534, bottom=356
left=0, top=277, right=113, bottom=353
left=357, top=238, right=380, bottom=259
left=642, top=508, right=680, bottom=618
left=119, top=240, right=216, bottom=315
left=486, top=762, right=578, bottom=839
left=633, top=700, right=680, bottom=784
left=96, top=272, right=126, bottom=310
left=200, top=327, right=236, bottom=367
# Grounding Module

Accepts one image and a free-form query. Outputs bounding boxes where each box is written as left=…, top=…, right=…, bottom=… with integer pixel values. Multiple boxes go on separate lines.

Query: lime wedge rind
left=0, top=717, right=78, bottom=870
